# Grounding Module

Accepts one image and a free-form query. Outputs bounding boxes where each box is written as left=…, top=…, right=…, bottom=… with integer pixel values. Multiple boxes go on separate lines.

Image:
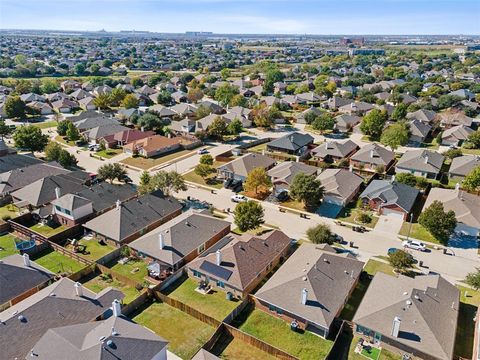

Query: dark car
left=223, top=178, right=233, bottom=188
left=275, top=191, right=289, bottom=202
left=352, top=225, right=366, bottom=233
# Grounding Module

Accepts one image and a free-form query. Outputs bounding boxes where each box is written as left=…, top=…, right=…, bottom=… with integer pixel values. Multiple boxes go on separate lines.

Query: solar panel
left=200, top=261, right=232, bottom=281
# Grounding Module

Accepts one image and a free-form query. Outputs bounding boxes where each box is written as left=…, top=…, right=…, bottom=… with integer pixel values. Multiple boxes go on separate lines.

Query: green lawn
left=462, top=148, right=480, bottom=156
left=83, top=274, right=141, bottom=304
left=165, top=277, right=240, bottom=321
left=238, top=309, right=333, bottom=360
left=454, top=285, right=480, bottom=358
left=183, top=170, right=224, bottom=189
left=32, top=120, right=58, bottom=129
left=0, top=233, right=19, bottom=259
left=399, top=222, right=441, bottom=245
left=65, top=237, right=116, bottom=262
left=217, top=338, right=278, bottom=360
left=30, top=223, right=67, bottom=237
left=95, top=148, right=123, bottom=159
left=279, top=199, right=306, bottom=212
left=363, top=259, right=396, bottom=277
left=348, top=337, right=402, bottom=360
left=108, top=257, right=148, bottom=284
left=132, top=301, right=215, bottom=360
left=31, top=249, right=84, bottom=274
left=340, top=275, right=371, bottom=321
left=0, top=204, right=21, bottom=220
left=338, top=207, right=379, bottom=229
left=55, top=135, right=76, bottom=146
left=362, top=346, right=381, bottom=360
left=248, top=143, right=267, bottom=153
left=121, top=149, right=193, bottom=170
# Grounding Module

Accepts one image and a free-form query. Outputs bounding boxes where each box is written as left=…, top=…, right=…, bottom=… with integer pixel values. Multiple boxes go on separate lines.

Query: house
left=424, top=188, right=480, bottom=237
left=0, top=253, right=53, bottom=308
left=311, top=139, right=359, bottom=163
left=255, top=244, right=364, bottom=338
left=20, top=93, right=46, bottom=103
left=217, top=153, right=276, bottom=181
left=266, top=132, right=314, bottom=156
left=441, top=125, right=474, bottom=147
left=449, top=88, right=475, bottom=100
left=338, top=101, right=374, bottom=115
left=123, top=135, right=182, bottom=158
left=193, top=349, right=221, bottom=360
left=170, top=103, right=198, bottom=118
left=396, top=150, right=444, bottom=179
left=317, top=168, right=364, bottom=206
left=267, top=161, right=318, bottom=196
left=449, top=155, right=480, bottom=180
left=187, top=230, right=291, bottom=298
left=70, top=88, right=91, bottom=101
left=170, top=118, right=197, bottom=135
left=51, top=194, right=94, bottom=227
left=296, top=106, right=323, bottom=124
left=326, top=96, right=353, bottom=110
left=353, top=273, right=459, bottom=360
left=360, top=180, right=419, bottom=220
left=29, top=315, right=169, bottom=360
left=51, top=98, right=78, bottom=113
left=335, top=114, right=362, bottom=133
left=83, top=190, right=182, bottom=246
left=83, top=124, right=129, bottom=144
left=407, top=109, right=437, bottom=124
left=27, top=101, right=53, bottom=115
left=78, top=96, right=96, bottom=110
left=129, top=210, right=231, bottom=272
left=0, top=277, right=123, bottom=360
left=438, top=110, right=474, bottom=129
left=350, top=143, right=395, bottom=172
left=61, top=79, right=81, bottom=92
left=408, top=120, right=431, bottom=145
left=100, top=128, right=155, bottom=148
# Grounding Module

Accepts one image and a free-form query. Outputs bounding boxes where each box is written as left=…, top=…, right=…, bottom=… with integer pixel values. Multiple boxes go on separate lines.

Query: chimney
left=112, top=299, right=121, bottom=317
left=55, top=187, right=61, bottom=199
left=115, top=200, right=121, bottom=209
left=370, top=149, right=374, bottom=158
left=455, top=182, right=460, bottom=191
left=301, top=288, right=308, bottom=305
left=391, top=175, right=395, bottom=183
left=74, top=282, right=83, bottom=297
left=349, top=164, right=354, bottom=172
left=325, top=142, right=329, bottom=149
left=23, top=253, right=30, bottom=267
left=424, top=155, right=429, bottom=164
left=159, top=233, right=164, bottom=249
left=392, top=316, right=401, bottom=338
left=216, top=249, right=222, bottom=266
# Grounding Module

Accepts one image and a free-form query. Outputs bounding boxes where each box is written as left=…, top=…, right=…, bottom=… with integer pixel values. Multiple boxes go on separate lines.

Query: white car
left=402, top=240, right=426, bottom=252
left=197, top=148, right=209, bottom=155
left=231, top=194, right=247, bottom=203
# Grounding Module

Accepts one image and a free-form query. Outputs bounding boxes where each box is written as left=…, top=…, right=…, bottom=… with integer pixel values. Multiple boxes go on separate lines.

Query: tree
left=207, top=116, right=228, bottom=140
left=13, top=125, right=48, bottom=152
left=74, top=63, right=86, bottom=76
left=40, top=79, right=59, bottom=94
left=381, top=122, right=410, bottom=150
left=57, top=120, right=70, bottom=136
left=289, top=173, right=324, bottom=210
left=148, top=170, right=186, bottom=196
left=66, top=122, right=80, bottom=141
left=140, top=171, right=151, bottom=187
left=463, top=167, right=480, bottom=192
left=215, top=83, right=239, bottom=107
left=360, top=109, right=387, bottom=139
left=419, top=200, right=457, bottom=244
left=4, top=96, right=26, bottom=119
left=199, top=154, right=214, bottom=166
left=157, top=90, right=172, bottom=106
left=195, top=105, right=212, bottom=119
left=137, top=113, right=166, bottom=131
left=391, top=103, right=408, bottom=121
left=110, top=88, right=127, bottom=106
left=466, top=130, right=480, bottom=149
left=194, top=163, right=215, bottom=180
left=45, top=142, right=63, bottom=162
left=220, top=68, right=231, bottom=80
left=187, top=88, right=204, bottom=103
left=264, top=69, right=285, bottom=94
left=227, top=119, right=243, bottom=135
left=229, top=94, right=248, bottom=107
left=234, top=201, right=264, bottom=232
left=93, top=93, right=112, bottom=110
left=121, top=93, right=139, bottom=109
left=0, top=121, right=12, bottom=139
left=465, top=269, right=480, bottom=290
left=97, top=163, right=128, bottom=184
left=388, top=250, right=415, bottom=272
left=306, top=224, right=333, bottom=245
left=244, top=167, right=272, bottom=196
left=442, top=148, right=463, bottom=160
left=312, top=113, right=335, bottom=134
left=58, top=150, right=78, bottom=168
left=394, top=173, right=417, bottom=187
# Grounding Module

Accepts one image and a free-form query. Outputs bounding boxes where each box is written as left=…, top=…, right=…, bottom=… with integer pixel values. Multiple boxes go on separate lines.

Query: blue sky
left=1, top=0, right=479, bottom=35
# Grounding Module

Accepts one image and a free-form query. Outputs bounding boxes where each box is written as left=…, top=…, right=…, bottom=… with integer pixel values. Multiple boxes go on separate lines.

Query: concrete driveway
left=374, top=214, right=404, bottom=235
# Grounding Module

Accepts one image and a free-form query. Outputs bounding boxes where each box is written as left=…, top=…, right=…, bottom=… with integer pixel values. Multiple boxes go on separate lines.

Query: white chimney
left=349, top=164, right=354, bottom=172
left=455, top=182, right=460, bottom=190
left=112, top=299, right=121, bottom=317
left=391, top=175, right=395, bottom=183
left=424, top=155, right=429, bottom=164
left=370, top=149, right=374, bottom=158
left=55, top=187, right=61, bottom=199
left=74, top=282, right=83, bottom=297
left=23, top=253, right=30, bottom=267
left=159, top=233, right=164, bottom=249
left=216, top=249, right=222, bottom=266
left=115, top=199, right=121, bottom=209
left=392, top=316, right=401, bottom=338
left=301, top=288, right=308, bottom=305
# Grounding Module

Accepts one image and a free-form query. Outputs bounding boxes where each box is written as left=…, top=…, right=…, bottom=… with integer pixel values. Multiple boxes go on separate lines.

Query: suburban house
left=296, top=106, right=323, bottom=124
left=123, top=135, right=182, bottom=158
left=193, top=349, right=221, bottom=360
left=438, top=110, right=474, bottom=129
left=441, top=125, right=474, bottom=147
left=335, top=114, right=362, bottom=133
left=187, top=230, right=291, bottom=298
left=267, top=161, right=318, bottom=196
left=360, top=180, right=420, bottom=220
left=51, top=194, right=94, bottom=227
left=338, top=101, right=374, bottom=115
left=29, top=315, right=169, bottom=360
left=353, top=273, right=459, bottom=360
left=317, top=168, right=364, bottom=206
left=424, top=188, right=480, bottom=237
left=0, top=277, right=123, bottom=360
left=255, top=244, right=364, bottom=338
left=326, top=96, right=353, bottom=110
left=170, top=118, right=197, bottom=135
left=82, top=124, right=130, bottom=144
left=408, top=120, right=431, bottom=145
left=51, top=98, right=78, bottom=113
left=266, top=132, right=314, bottom=156
left=83, top=190, right=182, bottom=246
left=448, top=155, right=480, bottom=180
left=0, top=253, right=53, bottom=309
left=406, top=109, right=437, bottom=124
left=129, top=210, right=231, bottom=273
left=78, top=96, right=96, bottom=110
left=99, top=128, right=156, bottom=148
left=396, top=150, right=444, bottom=179
left=217, top=153, right=276, bottom=181
left=311, top=139, right=359, bottom=163
left=350, top=143, right=395, bottom=172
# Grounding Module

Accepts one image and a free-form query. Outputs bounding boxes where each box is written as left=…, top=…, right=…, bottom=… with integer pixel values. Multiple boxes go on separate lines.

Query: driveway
left=374, top=214, right=404, bottom=235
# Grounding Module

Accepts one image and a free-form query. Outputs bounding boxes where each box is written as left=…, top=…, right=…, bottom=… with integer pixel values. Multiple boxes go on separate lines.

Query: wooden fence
left=95, top=245, right=124, bottom=266
left=68, top=263, right=97, bottom=282
left=325, top=320, right=352, bottom=360
left=222, top=295, right=252, bottom=325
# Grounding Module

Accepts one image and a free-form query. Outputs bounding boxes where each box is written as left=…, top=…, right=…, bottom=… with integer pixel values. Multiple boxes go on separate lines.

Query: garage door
left=382, top=208, right=404, bottom=219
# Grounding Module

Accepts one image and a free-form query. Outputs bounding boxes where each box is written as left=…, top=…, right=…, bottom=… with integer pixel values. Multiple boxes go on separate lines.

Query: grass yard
left=95, top=148, right=122, bottom=159
left=30, top=223, right=67, bottom=237
left=108, top=257, right=148, bottom=284
left=216, top=337, right=278, bottom=360
left=0, top=233, right=19, bottom=259
left=363, top=259, right=396, bottom=277
left=165, top=277, right=240, bottom=321
left=65, top=237, right=115, bottom=262
left=31, top=248, right=84, bottom=274
left=348, top=337, right=402, bottom=360
left=32, top=120, right=58, bottom=129
left=83, top=273, right=141, bottom=304
left=338, top=208, right=379, bottom=229
left=0, top=204, right=22, bottom=220
left=399, top=222, right=441, bottom=245
left=454, top=285, right=480, bottom=358
left=238, top=308, right=333, bottom=360
left=248, top=143, right=267, bottom=153
left=121, top=149, right=193, bottom=170
left=54, top=135, right=76, bottom=146
left=462, top=148, right=480, bottom=156
left=279, top=198, right=306, bottom=212
left=183, top=170, right=224, bottom=189
left=132, top=301, right=215, bottom=360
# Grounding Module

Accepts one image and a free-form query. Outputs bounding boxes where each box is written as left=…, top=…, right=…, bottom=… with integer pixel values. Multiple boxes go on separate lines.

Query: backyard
left=30, top=223, right=67, bottom=237
left=340, top=274, right=371, bottom=321
left=0, top=204, right=22, bottom=220
left=363, top=259, right=396, bottom=277
left=0, top=233, right=19, bottom=259
left=31, top=248, right=84, bottom=274
left=164, top=277, right=240, bottom=321
left=212, top=336, right=277, bottom=360
left=65, top=236, right=116, bottom=262
left=132, top=301, right=215, bottom=360
left=454, top=285, right=480, bottom=358
left=348, top=337, right=403, bottom=360
left=82, top=272, right=141, bottom=304
left=237, top=308, right=334, bottom=360
left=120, top=149, right=193, bottom=170
left=108, top=257, right=149, bottom=284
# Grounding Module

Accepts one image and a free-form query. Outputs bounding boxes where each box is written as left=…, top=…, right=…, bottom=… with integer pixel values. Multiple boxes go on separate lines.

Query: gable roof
left=396, top=150, right=444, bottom=175
left=218, top=153, right=276, bottom=178
left=74, top=183, right=136, bottom=213
left=317, top=168, right=364, bottom=201
left=350, top=143, right=394, bottom=166
left=267, top=161, right=318, bottom=186
left=311, top=139, right=358, bottom=159
left=51, top=193, right=92, bottom=212
left=449, top=155, right=480, bottom=177
left=360, top=180, right=419, bottom=213
left=442, top=125, right=474, bottom=141
left=0, top=153, right=42, bottom=173
left=267, top=132, right=314, bottom=152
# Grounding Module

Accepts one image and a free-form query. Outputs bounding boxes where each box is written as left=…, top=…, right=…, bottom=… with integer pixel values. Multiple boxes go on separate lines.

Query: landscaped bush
left=358, top=212, right=372, bottom=224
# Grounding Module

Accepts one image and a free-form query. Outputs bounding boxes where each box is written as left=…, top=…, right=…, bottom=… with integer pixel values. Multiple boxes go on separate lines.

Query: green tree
left=110, top=88, right=127, bottom=106
left=13, top=125, right=48, bottom=152
left=93, top=93, right=113, bottom=110
left=137, top=113, right=166, bottom=131
left=0, top=121, right=12, bottom=139
left=40, top=79, right=59, bottom=94
left=58, top=150, right=78, bottom=168
left=45, top=142, right=63, bottom=162
left=442, top=148, right=463, bottom=159
left=234, top=201, right=264, bottom=232
left=57, top=120, right=70, bottom=136
left=391, top=103, right=408, bottom=121
left=360, top=109, right=387, bottom=139
left=187, top=88, right=204, bottom=103
left=97, top=163, right=128, bottom=184
left=194, top=163, right=215, bottom=180
left=243, top=167, right=272, bottom=196
left=306, top=224, right=333, bottom=245
left=463, top=167, right=480, bottom=192
left=229, top=94, right=248, bottom=107
left=148, top=170, right=186, bottom=196
left=312, top=113, right=335, bottom=134
left=419, top=200, right=457, bottom=244
left=74, top=63, right=86, bottom=75
left=195, top=105, right=212, bottom=119
left=220, top=68, right=231, bottom=80
left=227, top=119, right=243, bottom=135
left=388, top=250, right=415, bottom=272
left=289, top=173, right=324, bottom=210
left=207, top=116, right=228, bottom=140
left=4, top=96, right=26, bottom=119
left=140, top=171, right=151, bottom=186
left=199, top=154, right=214, bottom=166
left=121, top=93, right=139, bottom=109
left=466, top=130, right=480, bottom=149
left=214, top=83, right=239, bottom=107
left=264, top=69, right=285, bottom=94
left=381, top=122, right=410, bottom=150
left=156, top=90, right=172, bottom=106
left=394, top=173, right=417, bottom=187
left=465, top=268, right=480, bottom=291
left=66, top=122, right=80, bottom=141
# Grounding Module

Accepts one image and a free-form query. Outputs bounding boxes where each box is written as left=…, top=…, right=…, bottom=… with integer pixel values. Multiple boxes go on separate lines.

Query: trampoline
left=16, top=239, right=36, bottom=251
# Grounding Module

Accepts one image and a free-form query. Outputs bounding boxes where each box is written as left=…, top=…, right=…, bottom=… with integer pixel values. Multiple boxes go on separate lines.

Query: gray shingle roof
left=311, top=139, right=358, bottom=159
left=218, top=153, right=276, bottom=178
left=360, top=180, right=419, bottom=213
left=317, top=168, right=364, bottom=201
left=75, top=183, right=137, bottom=213
left=0, top=153, right=42, bottom=173
left=396, top=150, right=444, bottom=175
left=267, top=132, right=314, bottom=152
left=267, top=161, right=318, bottom=186
left=449, top=155, right=480, bottom=177
left=350, top=143, right=394, bottom=166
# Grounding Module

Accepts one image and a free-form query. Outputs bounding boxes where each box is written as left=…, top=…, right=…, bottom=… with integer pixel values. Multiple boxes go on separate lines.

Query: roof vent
left=99, top=336, right=106, bottom=343
left=406, top=300, right=412, bottom=306
left=106, top=339, right=114, bottom=348
left=302, top=276, right=307, bottom=281
left=18, top=314, right=26, bottom=322
left=403, top=291, right=408, bottom=296
left=111, top=326, right=119, bottom=336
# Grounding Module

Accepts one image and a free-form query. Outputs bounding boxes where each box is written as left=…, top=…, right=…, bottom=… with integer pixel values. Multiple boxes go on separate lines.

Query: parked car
left=332, top=234, right=344, bottom=243
left=402, top=240, right=426, bottom=252
left=275, top=190, right=289, bottom=202
left=197, top=148, right=209, bottom=155
left=352, top=225, right=366, bottom=233
left=231, top=194, right=247, bottom=203
left=88, top=144, right=100, bottom=151
left=223, top=178, right=233, bottom=188
left=387, top=248, right=417, bottom=263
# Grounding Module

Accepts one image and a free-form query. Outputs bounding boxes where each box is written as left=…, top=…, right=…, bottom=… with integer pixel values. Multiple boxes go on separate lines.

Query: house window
left=216, top=281, right=225, bottom=288
left=64, top=209, right=71, bottom=215
left=192, top=270, right=201, bottom=278
left=198, top=243, right=205, bottom=253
